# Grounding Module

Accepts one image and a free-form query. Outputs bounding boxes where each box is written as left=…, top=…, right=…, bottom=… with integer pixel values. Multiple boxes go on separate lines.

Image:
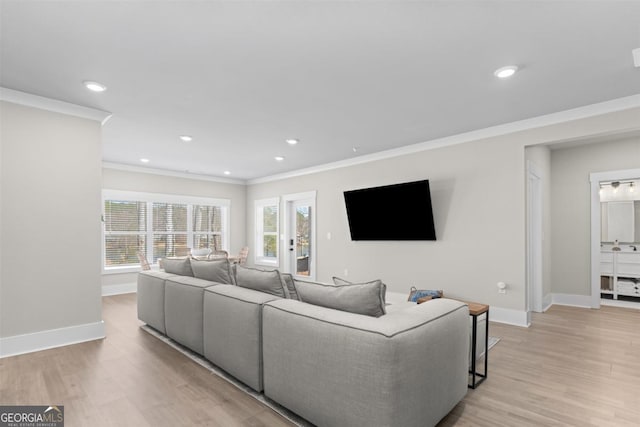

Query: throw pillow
left=280, top=273, right=299, bottom=300
left=234, top=265, right=289, bottom=298
left=294, top=279, right=386, bottom=317
left=332, top=276, right=387, bottom=305
left=190, top=258, right=234, bottom=284
left=162, top=257, right=194, bottom=276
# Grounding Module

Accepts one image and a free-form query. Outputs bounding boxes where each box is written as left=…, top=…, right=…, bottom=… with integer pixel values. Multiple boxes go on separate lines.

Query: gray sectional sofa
left=137, top=258, right=469, bottom=427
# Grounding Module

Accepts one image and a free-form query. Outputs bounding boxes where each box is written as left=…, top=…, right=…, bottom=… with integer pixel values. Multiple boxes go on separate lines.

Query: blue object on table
left=408, top=287, right=443, bottom=302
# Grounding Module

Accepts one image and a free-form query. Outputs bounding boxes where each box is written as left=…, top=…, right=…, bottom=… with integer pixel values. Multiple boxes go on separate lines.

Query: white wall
left=101, top=168, right=247, bottom=292
left=550, top=137, right=640, bottom=297
left=1, top=101, right=104, bottom=342
left=249, top=135, right=528, bottom=311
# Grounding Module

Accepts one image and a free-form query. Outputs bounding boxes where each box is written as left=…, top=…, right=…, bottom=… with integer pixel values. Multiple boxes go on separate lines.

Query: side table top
left=459, top=300, right=489, bottom=316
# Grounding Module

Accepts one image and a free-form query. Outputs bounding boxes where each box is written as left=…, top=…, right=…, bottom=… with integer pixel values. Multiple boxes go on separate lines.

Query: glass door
left=290, top=201, right=312, bottom=277
left=284, top=192, right=316, bottom=280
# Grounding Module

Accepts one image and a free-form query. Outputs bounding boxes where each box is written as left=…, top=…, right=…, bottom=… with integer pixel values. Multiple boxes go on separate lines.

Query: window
left=103, top=190, right=230, bottom=271
left=104, top=200, right=147, bottom=267
left=255, top=198, right=279, bottom=266
left=152, top=202, right=188, bottom=263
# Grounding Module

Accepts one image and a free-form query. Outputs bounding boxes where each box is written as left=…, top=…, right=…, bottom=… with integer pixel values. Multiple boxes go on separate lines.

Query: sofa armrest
left=262, top=298, right=469, bottom=427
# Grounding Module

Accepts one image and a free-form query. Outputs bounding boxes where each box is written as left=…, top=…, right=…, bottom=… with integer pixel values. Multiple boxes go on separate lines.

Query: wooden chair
left=137, top=252, right=151, bottom=271
left=209, top=249, right=229, bottom=260
left=232, top=246, right=249, bottom=265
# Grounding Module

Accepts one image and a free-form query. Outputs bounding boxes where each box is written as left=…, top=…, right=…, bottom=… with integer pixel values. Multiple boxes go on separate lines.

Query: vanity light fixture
left=612, top=181, right=620, bottom=193
left=84, top=81, right=107, bottom=92
left=494, top=65, right=518, bottom=79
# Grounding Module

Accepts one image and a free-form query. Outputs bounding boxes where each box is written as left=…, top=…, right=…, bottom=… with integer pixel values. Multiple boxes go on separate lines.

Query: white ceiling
left=2, top=1, right=639, bottom=181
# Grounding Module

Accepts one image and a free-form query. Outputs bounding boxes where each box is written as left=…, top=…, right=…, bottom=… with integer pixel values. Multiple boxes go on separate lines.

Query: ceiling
left=2, top=1, right=639, bottom=181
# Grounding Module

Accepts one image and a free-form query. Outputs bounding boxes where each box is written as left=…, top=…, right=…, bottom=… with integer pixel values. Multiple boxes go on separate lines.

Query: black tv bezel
left=343, top=179, right=436, bottom=241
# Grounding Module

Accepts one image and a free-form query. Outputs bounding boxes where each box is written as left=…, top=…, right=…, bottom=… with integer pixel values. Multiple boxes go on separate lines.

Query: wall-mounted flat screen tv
left=343, top=179, right=436, bottom=241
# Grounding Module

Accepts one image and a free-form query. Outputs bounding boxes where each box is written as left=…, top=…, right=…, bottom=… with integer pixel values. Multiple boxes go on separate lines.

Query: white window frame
left=255, top=197, right=279, bottom=267
left=102, top=190, right=231, bottom=274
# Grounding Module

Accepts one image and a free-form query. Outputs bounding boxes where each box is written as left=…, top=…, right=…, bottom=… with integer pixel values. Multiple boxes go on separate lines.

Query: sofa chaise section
left=137, top=270, right=179, bottom=334
left=203, top=285, right=281, bottom=392
left=262, top=298, right=469, bottom=427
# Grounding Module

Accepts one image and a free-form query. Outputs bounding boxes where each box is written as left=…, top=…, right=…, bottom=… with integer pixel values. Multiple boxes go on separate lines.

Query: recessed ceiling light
left=286, top=139, right=299, bottom=145
left=494, top=65, right=518, bottom=79
left=140, top=158, right=150, bottom=163
left=223, top=170, right=231, bottom=175
left=275, top=156, right=285, bottom=161
left=83, top=81, right=107, bottom=92
left=179, top=135, right=193, bottom=142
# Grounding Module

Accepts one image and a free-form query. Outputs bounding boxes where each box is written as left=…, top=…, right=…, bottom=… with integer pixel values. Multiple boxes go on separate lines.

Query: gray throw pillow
left=281, top=273, right=299, bottom=300
left=295, top=279, right=386, bottom=317
left=190, top=258, right=234, bottom=284
left=162, top=258, right=193, bottom=276
left=333, top=276, right=387, bottom=305
left=235, top=265, right=289, bottom=298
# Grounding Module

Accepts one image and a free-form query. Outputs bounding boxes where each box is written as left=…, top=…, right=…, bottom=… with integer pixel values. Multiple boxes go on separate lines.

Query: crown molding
left=102, top=162, right=246, bottom=185
left=248, top=94, right=640, bottom=185
left=0, top=87, right=112, bottom=124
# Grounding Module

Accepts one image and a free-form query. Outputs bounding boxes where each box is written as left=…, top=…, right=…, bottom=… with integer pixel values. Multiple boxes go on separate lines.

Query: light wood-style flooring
left=1, top=294, right=639, bottom=426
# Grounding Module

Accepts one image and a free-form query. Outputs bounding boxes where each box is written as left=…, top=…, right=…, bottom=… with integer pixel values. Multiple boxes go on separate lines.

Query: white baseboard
left=102, top=282, right=137, bottom=296
left=0, top=321, right=106, bottom=358
left=551, top=293, right=592, bottom=308
left=542, top=293, right=553, bottom=312
left=490, top=306, right=529, bottom=327
left=600, top=299, right=640, bottom=310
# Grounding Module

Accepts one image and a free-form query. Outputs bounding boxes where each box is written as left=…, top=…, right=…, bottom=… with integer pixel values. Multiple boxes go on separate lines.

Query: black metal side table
left=464, top=301, right=489, bottom=389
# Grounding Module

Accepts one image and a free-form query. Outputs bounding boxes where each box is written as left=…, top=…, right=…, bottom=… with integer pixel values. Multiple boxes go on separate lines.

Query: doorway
left=283, top=191, right=317, bottom=281
left=589, top=168, right=640, bottom=309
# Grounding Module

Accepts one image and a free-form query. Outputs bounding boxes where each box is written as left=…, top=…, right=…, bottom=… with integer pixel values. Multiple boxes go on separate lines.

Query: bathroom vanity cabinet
left=601, top=250, right=640, bottom=299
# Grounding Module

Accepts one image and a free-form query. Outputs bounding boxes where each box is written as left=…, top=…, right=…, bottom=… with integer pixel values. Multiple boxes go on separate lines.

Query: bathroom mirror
left=601, top=201, right=640, bottom=243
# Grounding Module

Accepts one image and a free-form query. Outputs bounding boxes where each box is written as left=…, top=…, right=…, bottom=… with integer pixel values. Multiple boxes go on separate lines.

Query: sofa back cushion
left=332, top=276, right=387, bottom=305
left=162, top=257, right=194, bottom=276
left=294, top=279, right=386, bottom=317
left=190, top=258, right=235, bottom=284
left=280, top=273, right=299, bottom=301
left=235, top=265, right=289, bottom=298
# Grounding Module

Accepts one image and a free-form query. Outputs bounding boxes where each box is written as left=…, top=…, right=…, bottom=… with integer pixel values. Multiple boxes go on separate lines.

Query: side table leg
left=469, top=314, right=477, bottom=388
left=484, top=309, right=489, bottom=381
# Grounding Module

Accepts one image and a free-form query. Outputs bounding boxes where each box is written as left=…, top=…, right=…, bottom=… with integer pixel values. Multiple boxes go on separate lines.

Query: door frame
left=526, top=160, right=543, bottom=314
left=589, top=168, right=640, bottom=308
left=282, top=191, right=317, bottom=281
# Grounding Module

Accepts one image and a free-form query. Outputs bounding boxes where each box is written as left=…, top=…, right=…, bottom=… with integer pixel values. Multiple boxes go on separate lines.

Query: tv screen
left=343, top=180, right=436, bottom=241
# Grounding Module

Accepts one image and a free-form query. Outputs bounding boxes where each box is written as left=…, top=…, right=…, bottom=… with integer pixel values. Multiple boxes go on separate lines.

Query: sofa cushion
left=294, top=279, right=386, bottom=317
left=190, top=258, right=234, bottom=284
left=162, top=257, right=193, bottom=276
left=281, top=273, right=299, bottom=301
left=333, top=276, right=387, bottom=305
left=235, top=265, right=289, bottom=298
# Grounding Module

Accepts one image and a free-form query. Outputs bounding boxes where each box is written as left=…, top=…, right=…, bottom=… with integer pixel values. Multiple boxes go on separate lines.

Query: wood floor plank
left=1, top=295, right=639, bottom=426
